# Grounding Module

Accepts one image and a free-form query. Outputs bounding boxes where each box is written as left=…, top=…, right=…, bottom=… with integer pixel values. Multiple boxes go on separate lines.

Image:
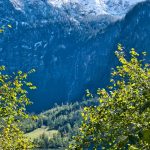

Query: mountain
left=48, top=0, right=146, bottom=17
left=0, top=0, right=149, bottom=112
left=8, top=0, right=146, bottom=23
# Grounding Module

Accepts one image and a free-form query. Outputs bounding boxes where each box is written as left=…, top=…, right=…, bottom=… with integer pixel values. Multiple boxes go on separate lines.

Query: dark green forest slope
left=23, top=99, right=98, bottom=149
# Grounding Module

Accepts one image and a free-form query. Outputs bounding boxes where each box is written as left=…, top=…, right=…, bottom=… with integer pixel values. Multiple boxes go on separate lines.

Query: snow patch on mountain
left=9, top=0, right=146, bottom=18
left=105, top=0, right=146, bottom=16
left=48, top=0, right=107, bottom=15
left=10, top=0, right=24, bottom=11
left=8, top=0, right=146, bottom=24
left=48, top=0, right=146, bottom=16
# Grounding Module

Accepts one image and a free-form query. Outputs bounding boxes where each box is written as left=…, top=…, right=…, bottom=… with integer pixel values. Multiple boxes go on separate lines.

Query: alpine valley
left=0, top=0, right=150, bottom=112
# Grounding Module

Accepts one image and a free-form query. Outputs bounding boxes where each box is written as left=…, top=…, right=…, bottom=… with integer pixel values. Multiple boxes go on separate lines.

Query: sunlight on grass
left=25, top=126, right=58, bottom=140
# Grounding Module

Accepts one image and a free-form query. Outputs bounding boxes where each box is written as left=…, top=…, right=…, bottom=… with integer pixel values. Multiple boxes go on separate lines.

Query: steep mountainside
left=0, top=1, right=149, bottom=112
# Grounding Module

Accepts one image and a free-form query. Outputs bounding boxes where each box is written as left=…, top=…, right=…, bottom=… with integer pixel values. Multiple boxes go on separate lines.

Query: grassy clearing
left=25, top=126, right=58, bottom=140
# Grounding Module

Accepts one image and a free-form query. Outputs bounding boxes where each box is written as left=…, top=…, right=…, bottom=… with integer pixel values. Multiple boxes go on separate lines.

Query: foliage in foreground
left=70, top=45, right=150, bottom=150
left=0, top=66, right=36, bottom=150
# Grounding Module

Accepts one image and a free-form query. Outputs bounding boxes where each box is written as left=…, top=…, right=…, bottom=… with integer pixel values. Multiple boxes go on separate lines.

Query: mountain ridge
left=0, top=1, right=150, bottom=112
left=8, top=0, right=146, bottom=22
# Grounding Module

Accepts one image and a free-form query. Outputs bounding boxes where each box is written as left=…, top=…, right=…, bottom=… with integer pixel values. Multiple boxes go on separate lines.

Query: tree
left=0, top=24, right=12, bottom=33
left=70, top=45, right=150, bottom=150
left=0, top=66, right=37, bottom=149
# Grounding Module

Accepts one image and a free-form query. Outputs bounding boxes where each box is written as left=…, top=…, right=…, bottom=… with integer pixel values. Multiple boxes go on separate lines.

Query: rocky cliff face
left=0, top=0, right=149, bottom=112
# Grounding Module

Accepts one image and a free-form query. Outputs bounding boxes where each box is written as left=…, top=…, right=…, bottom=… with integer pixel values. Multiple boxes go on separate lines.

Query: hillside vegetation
left=0, top=45, right=150, bottom=150
left=71, top=45, right=150, bottom=149
left=23, top=100, right=98, bottom=149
